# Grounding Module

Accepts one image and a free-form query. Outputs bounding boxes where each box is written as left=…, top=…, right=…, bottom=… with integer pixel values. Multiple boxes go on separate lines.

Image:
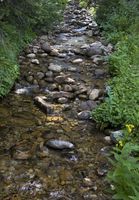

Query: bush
left=108, top=143, right=139, bottom=200
left=0, top=0, right=67, bottom=97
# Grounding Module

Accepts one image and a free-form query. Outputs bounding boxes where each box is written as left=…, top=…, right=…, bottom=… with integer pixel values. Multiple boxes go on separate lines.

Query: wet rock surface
left=0, top=1, right=112, bottom=199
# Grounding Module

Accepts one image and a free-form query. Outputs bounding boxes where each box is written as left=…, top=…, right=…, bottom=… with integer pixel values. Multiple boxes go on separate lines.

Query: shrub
left=108, top=143, right=139, bottom=200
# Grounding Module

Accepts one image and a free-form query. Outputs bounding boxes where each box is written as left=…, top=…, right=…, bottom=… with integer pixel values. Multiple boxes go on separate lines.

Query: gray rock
left=95, top=69, right=105, bottom=77
left=80, top=100, right=97, bottom=111
left=97, top=164, right=108, bottom=176
left=78, top=111, right=91, bottom=120
left=37, top=72, right=45, bottom=80
left=40, top=53, right=48, bottom=58
left=63, top=84, right=73, bottom=92
left=26, top=75, right=34, bottom=83
left=45, top=71, right=53, bottom=77
left=48, top=63, right=62, bottom=72
left=58, top=97, right=68, bottom=104
left=27, top=53, right=36, bottom=59
left=85, top=42, right=104, bottom=57
left=46, top=139, right=74, bottom=150
left=31, top=59, right=39, bottom=65
left=54, top=75, right=69, bottom=84
left=110, top=130, right=124, bottom=144
left=41, top=42, right=52, bottom=53
left=72, top=58, right=83, bottom=64
left=49, top=91, right=74, bottom=99
left=50, top=49, right=59, bottom=56
left=89, top=89, right=100, bottom=100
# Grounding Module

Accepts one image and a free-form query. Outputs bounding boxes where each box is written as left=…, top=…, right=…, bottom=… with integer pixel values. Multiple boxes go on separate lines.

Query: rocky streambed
left=0, top=1, right=113, bottom=200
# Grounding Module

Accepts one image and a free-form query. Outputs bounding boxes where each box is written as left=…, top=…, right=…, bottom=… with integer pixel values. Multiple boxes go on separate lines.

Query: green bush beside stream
left=93, top=0, right=139, bottom=199
left=0, top=0, right=67, bottom=97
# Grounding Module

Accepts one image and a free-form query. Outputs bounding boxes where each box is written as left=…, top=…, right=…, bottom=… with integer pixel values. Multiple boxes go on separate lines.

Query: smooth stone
left=80, top=100, right=97, bottom=111
left=34, top=96, right=51, bottom=114
left=26, top=75, right=34, bottom=83
left=48, top=63, right=62, bottom=72
left=54, top=75, right=69, bottom=84
left=46, top=139, right=74, bottom=150
left=85, top=42, right=104, bottom=57
left=110, top=130, right=124, bottom=144
left=41, top=42, right=52, bottom=53
left=37, top=72, right=45, bottom=79
left=68, top=67, right=77, bottom=72
left=78, top=111, right=91, bottom=120
left=50, top=49, right=59, bottom=56
left=58, top=97, right=68, bottom=104
left=45, top=71, right=53, bottom=77
left=40, top=53, right=48, bottom=57
left=27, top=53, right=36, bottom=58
left=15, top=85, right=39, bottom=95
left=31, top=59, right=39, bottom=65
left=103, top=136, right=112, bottom=144
left=49, top=91, right=74, bottom=99
left=63, top=84, right=73, bottom=92
left=89, top=89, right=100, bottom=100
left=66, top=77, right=75, bottom=84
left=95, top=69, right=105, bottom=77
left=72, top=58, right=83, bottom=64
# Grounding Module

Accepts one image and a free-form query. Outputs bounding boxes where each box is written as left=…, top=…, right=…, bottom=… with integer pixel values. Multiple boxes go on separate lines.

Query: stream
left=0, top=1, right=113, bottom=199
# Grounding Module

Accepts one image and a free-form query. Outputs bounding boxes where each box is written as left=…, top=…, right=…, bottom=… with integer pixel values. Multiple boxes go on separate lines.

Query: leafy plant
left=108, top=143, right=139, bottom=200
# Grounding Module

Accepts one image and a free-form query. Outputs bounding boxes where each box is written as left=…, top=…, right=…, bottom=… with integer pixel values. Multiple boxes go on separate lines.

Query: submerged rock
left=46, top=139, right=74, bottom=150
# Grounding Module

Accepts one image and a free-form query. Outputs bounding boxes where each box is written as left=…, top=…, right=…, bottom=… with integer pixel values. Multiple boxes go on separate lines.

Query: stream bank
left=0, top=1, right=113, bottom=199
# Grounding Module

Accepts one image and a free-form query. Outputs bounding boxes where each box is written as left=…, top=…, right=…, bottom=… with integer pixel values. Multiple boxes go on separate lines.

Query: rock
left=72, top=58, right=83, bottom=64
left=27, top=53, right=36, bottom=59
left=40, top=35, right=48, bottom=41
left=63, top=84, right=73, bottom=92
left=45, top=71, right=53, bottom=77
left=40, top=53, right=48, bottom=58
left=15, top=86, right=39, bottom=95
left=46, top=139, right=74, bottom=150
left=103, top=136, right=112, bottom=144
left=68, top=67, right=77, bottom=72
left=110, top=130, right=124, bottom=144
left=75, top=85, right=87, bottom=95
left=95, top=69, right=105, bottom=77
left=80, top=100, right=97, bottom=111
left=31, top=59, right=39, bottom=65
left=13, top=151, right=32, bottom=160
left=89, top=89, right=100, bottom=100
left=58, top=97, right=68, bottom=104
left=49, top=91, right=74, bottom=99
left=34, top=96, right=50, bottom=114
left=50, top=49, right=59, bottom=56
left=48, top=63, right=62, bottom=72
left=100, top=146, right=112, bottom=157
left=85, top=42, right=104, bottom=57
left=78, top=111, right=91, bottom=120
left=66, top=77, right=75, bottom=84
left=97, top=164, right=108, bottom=176
left=41, top=42, right=52, bottom=53
left=37, top=72, right=45, bottom=80
left=26, top=75, right=34, bottom=83
left=54, top=75, right=69, bottom=84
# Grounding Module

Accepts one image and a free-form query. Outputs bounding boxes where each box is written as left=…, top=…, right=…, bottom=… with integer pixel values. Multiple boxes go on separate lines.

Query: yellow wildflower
left=118, top=140, right=124, bottom=147
left=125, top=124, right=134, bottom=133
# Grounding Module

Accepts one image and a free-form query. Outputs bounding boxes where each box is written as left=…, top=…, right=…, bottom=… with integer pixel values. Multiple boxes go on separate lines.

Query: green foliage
left=108, top=143, right=139, bottom=200
left=93, top=0, right=139, bottom=127
left=0, top=0, right=67, bottom=97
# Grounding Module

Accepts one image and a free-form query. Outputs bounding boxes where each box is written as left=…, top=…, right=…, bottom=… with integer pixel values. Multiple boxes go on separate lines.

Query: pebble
left=27, top=53, right=36, bottom=58
left=72, top=58, right=83, bottom=64
left=110, top=130, right=124, bottom=143
left=31, top=59, right=39, bottom=65
left=89, top=89, right=100, bottom=100
left=48, top=63, right=62, bottom=72
left=46, top=139, right=74, bottom=150
left=78, top=111, right=91, bottom=120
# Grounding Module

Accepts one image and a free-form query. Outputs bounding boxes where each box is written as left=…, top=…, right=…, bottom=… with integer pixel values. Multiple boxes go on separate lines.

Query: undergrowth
left=0, top=0, right=67, bottom=97
left=91, top=0, right=139, bottom=199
